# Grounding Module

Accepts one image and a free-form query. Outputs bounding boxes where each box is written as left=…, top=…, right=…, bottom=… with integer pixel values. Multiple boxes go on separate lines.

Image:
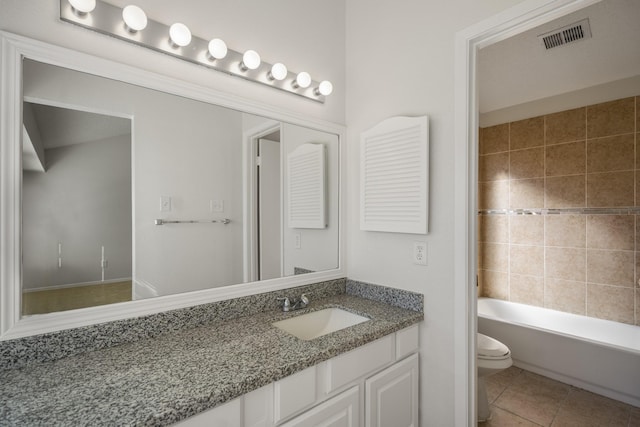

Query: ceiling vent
left=538, top=18, right=592, bottom=50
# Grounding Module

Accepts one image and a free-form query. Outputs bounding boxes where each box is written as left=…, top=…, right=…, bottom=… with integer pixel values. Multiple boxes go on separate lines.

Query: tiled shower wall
left=478, top=95, right=640, bottom=325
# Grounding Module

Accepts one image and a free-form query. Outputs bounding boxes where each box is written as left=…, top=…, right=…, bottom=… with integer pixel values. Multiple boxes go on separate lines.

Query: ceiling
left=478, top=0, right=640, bottom=114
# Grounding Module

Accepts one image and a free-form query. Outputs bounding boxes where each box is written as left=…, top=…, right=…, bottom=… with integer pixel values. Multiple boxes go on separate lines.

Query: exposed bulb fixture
left=169, top=23, right=192, bottom=47
left=68, top=0, right=96, bottom=14
left=122, top=5, right=147, bottom=32
left=60, top=0, right=333, bottom=101
left=240, top=50, right=261, bottom=71
left=293, top=71, right=311, bottom=89
left=315, top=80, right=333, bottom=96
left=207, top=38, right=228, bottom=60
left=268, top=63, right=288, bottom=81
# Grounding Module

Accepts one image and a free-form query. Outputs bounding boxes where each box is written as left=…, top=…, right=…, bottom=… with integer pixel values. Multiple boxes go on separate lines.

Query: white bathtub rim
left=477, top=298, right=640, bottom=356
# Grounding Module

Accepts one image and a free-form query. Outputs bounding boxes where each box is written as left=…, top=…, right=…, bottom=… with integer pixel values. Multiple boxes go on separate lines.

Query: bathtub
left=477, top=297, right=640, bottom=407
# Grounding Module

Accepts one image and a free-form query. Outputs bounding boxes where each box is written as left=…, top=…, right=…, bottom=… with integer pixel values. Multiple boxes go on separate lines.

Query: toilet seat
left=477, top=333, right=510, bottom=360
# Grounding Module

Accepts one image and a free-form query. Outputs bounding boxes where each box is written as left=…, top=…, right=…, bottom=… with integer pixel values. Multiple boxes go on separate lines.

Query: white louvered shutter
left=360, top=116, right=429, bottom=234
left=288, top=143, right=327, bottom=229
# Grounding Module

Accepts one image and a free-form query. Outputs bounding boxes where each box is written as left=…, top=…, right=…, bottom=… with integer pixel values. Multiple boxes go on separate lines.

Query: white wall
left=23, top=135, right=132, bottom=289
left=344, top=1, right=526, bottom=425
left=0, top=0, right=345, bottom=125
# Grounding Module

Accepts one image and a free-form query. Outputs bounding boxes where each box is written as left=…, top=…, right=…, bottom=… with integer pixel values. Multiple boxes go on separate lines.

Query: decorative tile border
left=346, top=279, right=423, bottom=312
left=479, top=207, right=640, bottom=216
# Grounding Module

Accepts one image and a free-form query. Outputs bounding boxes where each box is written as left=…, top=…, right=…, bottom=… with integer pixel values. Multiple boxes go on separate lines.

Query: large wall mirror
left=0, top=32, right=344, bottom=339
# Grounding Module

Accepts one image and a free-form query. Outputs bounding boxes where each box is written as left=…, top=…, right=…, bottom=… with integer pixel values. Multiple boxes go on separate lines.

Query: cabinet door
left=365, top=353, right=419, bottom=427
left=280, top=386, right=360, bottom=427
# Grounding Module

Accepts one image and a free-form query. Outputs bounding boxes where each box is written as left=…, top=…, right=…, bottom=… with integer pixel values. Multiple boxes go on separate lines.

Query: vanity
left=0, top=280, right=422, bottom=426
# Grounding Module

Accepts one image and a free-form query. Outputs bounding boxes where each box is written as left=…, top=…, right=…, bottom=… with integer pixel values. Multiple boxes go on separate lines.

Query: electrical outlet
left=160, top=196, right=171, bottom=212
left=295, top=233, right=301, bottom=249
left=413, top=241, right=427, bottom=266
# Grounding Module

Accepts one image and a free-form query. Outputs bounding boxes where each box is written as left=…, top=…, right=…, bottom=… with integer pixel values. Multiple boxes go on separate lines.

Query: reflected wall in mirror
left=20, top=58, right=339, bottom=317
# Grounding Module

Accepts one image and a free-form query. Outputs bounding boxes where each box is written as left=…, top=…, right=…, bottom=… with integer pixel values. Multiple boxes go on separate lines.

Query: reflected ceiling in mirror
left=20, top=58, right=340, bottom=317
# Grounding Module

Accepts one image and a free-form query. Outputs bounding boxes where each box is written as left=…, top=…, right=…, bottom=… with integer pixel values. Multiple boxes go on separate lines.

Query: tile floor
left=479, top=366, right=640, bottom=426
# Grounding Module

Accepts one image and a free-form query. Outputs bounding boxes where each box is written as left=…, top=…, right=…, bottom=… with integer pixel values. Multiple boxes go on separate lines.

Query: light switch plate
left=160, top=196, right=171, bottom=212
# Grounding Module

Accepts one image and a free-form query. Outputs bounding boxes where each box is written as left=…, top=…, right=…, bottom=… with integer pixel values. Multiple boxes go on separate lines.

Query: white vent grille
left=360, top=116, right=429, bottom=234
left=287, top=143, right=326, bottom=229
left=539, top=18, right=591, bottom=50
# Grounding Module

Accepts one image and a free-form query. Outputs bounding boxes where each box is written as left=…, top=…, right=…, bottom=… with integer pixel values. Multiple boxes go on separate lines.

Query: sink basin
left=272, top=308, right=370, bottom=341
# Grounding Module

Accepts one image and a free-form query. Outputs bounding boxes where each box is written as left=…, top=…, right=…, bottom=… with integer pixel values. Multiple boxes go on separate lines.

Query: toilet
left=477, top=333, right=512, bottom=422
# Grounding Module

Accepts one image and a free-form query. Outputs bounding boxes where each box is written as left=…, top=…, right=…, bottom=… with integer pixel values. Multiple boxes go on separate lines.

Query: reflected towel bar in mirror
left=154, top=219, right=231, bottom=225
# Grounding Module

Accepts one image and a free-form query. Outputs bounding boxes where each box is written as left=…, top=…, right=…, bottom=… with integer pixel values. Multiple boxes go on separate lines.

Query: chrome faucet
left=278, top=294, right=309, bottom=312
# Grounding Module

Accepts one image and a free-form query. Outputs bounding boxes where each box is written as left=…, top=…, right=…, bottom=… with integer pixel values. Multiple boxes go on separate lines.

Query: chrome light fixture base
left=59, top=0, right=328, bottom=103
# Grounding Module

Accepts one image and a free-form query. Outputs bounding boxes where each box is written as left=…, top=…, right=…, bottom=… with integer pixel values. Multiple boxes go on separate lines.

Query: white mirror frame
left=0, top=31, right=345, bottom=341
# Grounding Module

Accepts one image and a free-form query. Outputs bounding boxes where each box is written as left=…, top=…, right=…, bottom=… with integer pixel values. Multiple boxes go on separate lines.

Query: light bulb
left=269, top=63, right=288, bottom=81
left=68, top=0, right=96, bottom=14
left=122, top=5, right=147, bottom=32
left=207, top=39, right=228, bottom=60
left=240, top=50, right=261, bottom=71
left=316, top=80, right=333, bottom=96
left=169, top=23, right=191, bottom=47
left=294, top=72, right=311, bottom=89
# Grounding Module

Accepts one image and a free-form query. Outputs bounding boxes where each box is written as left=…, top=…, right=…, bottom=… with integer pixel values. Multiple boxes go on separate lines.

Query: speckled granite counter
left=0, top=283, right=422, bottom=426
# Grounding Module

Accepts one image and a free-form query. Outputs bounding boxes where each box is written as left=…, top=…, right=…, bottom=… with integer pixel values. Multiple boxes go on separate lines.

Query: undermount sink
left=272, top=308, right=370, bottom=341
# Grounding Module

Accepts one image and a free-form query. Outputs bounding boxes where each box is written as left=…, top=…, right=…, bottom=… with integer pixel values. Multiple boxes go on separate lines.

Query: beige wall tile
left=510, top=215, right=543, bottom=245
left=587, top=215, right=635, bottom=250
left=481, top=242, right=508, bottom=271
left=479, top=180, right=509, bottom=210
left=544, top=215, right=586, bottom=248
left=586, top=249, right=634, bottom=287
left=511, top=245, right=544, bottom=276
left=479, top=152, right=509, bottom=182
left=637, top=253, right=640, bottom=289
left=545, top=278, right=586, bottom=315
left=636, top=170, right=639, bottom=207
left=510, top=178, right=544, bottom=209
left=636, top=290, right=639, bottom=326
left=481, top=124, right=509, bottom=154
left=587, top=171, right=634, bottom=207
left=587, top=134, right=635, bottom=173
left=545, top=107, right=586, bottom=145
left=545, top=247, right=586, bottom=282
left=545, top=175, right=585, bottom=208
left=480, top=269, right=508, bottom=300
left=586, top=97, right=635, bottom=139
left=545, top=141, right=585, bottom=177
left=587, top=284, right=634, bottom=324
left=510, top=116, right=544, bottom=151
left=510, top=274, right=543, bottom=307
left=479, top=215, right=508, bottom=243
left=510, top=147, right=544, bottom=179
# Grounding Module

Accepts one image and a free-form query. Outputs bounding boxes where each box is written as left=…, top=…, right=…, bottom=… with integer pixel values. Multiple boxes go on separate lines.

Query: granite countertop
left=0, top=293, right=422, bottom=426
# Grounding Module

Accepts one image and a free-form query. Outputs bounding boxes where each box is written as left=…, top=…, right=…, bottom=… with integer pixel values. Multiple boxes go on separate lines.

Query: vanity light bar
left=59, top=0, right=332, bottom=103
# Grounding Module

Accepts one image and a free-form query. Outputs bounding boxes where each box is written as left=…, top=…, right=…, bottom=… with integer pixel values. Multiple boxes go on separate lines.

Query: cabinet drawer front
left=326, top=334, right=394, bottom=394
left=396, top=324, right=419, bottom=359
left=174, top=398, right=241, bottom=427
left=274, top=365, right=317, bottom=423
left=280, top=386, right=360, bottom=427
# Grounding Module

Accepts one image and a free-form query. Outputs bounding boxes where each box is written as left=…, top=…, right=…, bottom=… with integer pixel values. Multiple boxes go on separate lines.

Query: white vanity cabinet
left=175, top=324, right=420, bottom=427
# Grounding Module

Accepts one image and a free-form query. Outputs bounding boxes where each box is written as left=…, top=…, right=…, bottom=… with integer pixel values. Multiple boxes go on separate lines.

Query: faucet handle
left=277, top=297, right=291, bottom=311
left=300, top=294, right=309, bottom=305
